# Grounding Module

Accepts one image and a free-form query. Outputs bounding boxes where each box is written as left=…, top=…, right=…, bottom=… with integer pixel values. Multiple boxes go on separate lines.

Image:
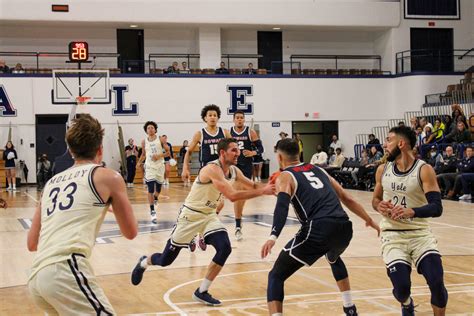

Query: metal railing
left=148, top=53, right=200, bottom=70
left=0, top=51, right=119, bottom=71
left=290, top=54, right=383, bottom=72
left=396, top=49, right=474, bottom=74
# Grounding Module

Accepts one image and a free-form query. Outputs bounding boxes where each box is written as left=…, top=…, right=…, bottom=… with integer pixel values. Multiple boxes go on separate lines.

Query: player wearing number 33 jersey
left=27, top=114, right=137, bottom=315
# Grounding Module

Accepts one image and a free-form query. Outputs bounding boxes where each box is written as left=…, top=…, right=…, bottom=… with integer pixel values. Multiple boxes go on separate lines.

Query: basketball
left=269, top=170, right=281, bottom=184
left=169, top=158, right=177, bottom=167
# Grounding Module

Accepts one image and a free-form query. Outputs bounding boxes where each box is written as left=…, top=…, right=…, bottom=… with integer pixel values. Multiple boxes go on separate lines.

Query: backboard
left=51, top=69, right=111, bottom=104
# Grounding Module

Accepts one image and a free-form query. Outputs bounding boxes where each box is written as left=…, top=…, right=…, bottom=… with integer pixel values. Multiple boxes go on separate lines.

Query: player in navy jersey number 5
left=261, top=138, right=380, bottom=316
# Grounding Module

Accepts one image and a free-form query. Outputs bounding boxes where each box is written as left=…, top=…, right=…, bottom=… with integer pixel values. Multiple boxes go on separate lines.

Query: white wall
left=0, top=0, right=400, bottom=28
left=0, top=74, right=463, bottom=180
left=375, top=0, right=474, bottom=73
left=283, top=30, right=379, bottom=70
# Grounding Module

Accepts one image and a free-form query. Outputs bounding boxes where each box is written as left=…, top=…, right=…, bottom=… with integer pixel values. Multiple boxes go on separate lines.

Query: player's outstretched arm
left=203, top=164, right=274, bottom=202
left=371, top=164, right=393, bottom=217
left=261, top=172, right=294, bottom=258
left=390, top=164, right=443, bottom=220
left=329, top=176, right=380, bottom=236
left=27, top=205, right=41, bottom=251
left=94, top=168, right=138, bottom=240
left=182, top=131, right=201, bottom=181
left=235, top=166, right=267, bottom=190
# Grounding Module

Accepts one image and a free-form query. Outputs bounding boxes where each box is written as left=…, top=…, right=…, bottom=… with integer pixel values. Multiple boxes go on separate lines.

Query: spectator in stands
left=179, top=140, right=189, bottom=163
left=413, top=146, right=422, bottom=160
left=423, top=126, right=435, bottom=144
left=310, top=145, right=328, bottom=167
left=0, top=59, right=10, bottom=73
left=329, top=148, right=345, bottom=168
left=415, top=126, right=424, bottom=147
left=274, top=131, right=288, bottom=152
left=215, top=62, right=229, bottom=74
left=11, top=63, right=25, bottom=74
left=426, top=146, right=442, bottom=168
left=409, top=117, right=419, bottom=130
left=162, top=135, right=174, bottom=186
left=366, top=146, right=383, bottom=168
left=442, top=115, right=453, bottom=136
left=329, top=134, right=342, bottom=151
left=327, top=147, right=336, bottom=165
left=435, top=145, right=457, bottom=175
left=419, top=117, right=433, bottom=139
left=438, top=146, right=474, bottom=199
left=244, top=62, right=256, bottom=75
left=445, top=121, right=472, bottom=144
left=425, top=118, right=445, bottom=144
left=166, top=61, right=180, bottom=74
left=36, top=154, right=51, bottom=190
left=368, top=134, right=380, bottom=145
left=3, top=141, right=17, bottom=190
left=294, top=133, right=304, bottom=162
left=351, top=149, right=369, bottom=187
left=179, top=140, right=190, bottom=186
left=451, top=104, right=465, bottom=123
left=125, top=138, right=139, bottom=187
left=181, top=61, right=190, bottom=74
left=459, top=173, right=474, bottom=201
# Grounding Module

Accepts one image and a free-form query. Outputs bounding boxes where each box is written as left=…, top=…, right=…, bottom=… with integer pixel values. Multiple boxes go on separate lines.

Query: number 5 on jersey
left=303, top=172, right=324, bottom=189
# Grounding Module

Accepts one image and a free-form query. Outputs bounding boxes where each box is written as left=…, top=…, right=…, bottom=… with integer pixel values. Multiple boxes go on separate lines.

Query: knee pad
left=205, top=231, right=232, bottom=266
left=151, top=240, right=182, bottom=267
left=328, top=257, right=348, bottom=281
left=418, top=254, right=448, bottom=308
left=386, top=263, right=412, bottom=303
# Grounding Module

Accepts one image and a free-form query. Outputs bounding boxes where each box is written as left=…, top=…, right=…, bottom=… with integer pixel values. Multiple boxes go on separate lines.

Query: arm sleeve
left=413, top=191, right=443, bottom=218
left=253, top=139, right=264, bottom=155
left=270, top=192, right=291, bottom=238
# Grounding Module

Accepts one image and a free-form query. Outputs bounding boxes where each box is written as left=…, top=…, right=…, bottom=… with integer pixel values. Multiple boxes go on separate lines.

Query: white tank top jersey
left=381, top=159, right=430, bottom=231
left=145, top=135, right=165, bottom=170
left=29, top=164, right=109, bottom=280
left=184, top=160, right=236, bottom=214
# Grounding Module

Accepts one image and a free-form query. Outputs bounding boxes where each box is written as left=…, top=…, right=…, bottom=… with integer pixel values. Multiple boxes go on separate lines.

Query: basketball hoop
left=75, top=96, right=91, bottom=105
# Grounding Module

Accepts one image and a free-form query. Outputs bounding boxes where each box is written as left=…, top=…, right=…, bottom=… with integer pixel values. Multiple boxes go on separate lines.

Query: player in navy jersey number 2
left=261, top=138, right=380, bottom=316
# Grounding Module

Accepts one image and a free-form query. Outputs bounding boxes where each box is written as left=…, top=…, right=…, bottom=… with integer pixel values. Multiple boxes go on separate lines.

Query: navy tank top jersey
left=283, top=163, right=348, bottom=223
left=230, top=126, right=253, bottom=165
left=200, top=127, right=226, bottom=166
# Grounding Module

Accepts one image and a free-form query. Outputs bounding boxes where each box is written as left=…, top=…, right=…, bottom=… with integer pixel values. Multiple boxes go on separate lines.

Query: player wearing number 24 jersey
left=27, top=114, right=137, bottom=315
left=372, top=126, right=447, bottom=316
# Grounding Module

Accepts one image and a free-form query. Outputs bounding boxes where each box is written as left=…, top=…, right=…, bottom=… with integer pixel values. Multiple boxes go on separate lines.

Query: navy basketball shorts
left=283, top=218, right=353, bottom=266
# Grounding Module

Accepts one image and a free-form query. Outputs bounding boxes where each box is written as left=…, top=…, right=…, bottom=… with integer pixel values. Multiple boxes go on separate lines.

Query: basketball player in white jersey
left=27, top=113, right=138, bottom=315
left=137, top=121, right=170, bottom=224
left=132, top=138, right=275, bottom=306
left=372, top=126, right=448, bottom=316
left=181, top=104, right=231, bottom=250
left=231, top=110, right=263, bottom=240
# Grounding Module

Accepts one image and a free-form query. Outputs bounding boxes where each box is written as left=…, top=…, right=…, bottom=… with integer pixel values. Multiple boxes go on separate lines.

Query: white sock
left=341, top=290, right=353, bottom=308
left=403, top=297, right=411, bottom=306
left=271, top=313, right=282, bottom=316
left=140, top=257, right=148, bottom=269
left=199, top=278, right=212, bottom=293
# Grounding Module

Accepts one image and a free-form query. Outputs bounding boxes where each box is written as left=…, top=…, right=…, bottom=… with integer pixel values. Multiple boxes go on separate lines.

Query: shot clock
left=68, top=41, right=89, bottom=62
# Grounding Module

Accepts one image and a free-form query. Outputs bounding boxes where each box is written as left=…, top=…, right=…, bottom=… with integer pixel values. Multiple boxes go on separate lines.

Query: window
left=404, top=0, right=460, bottom=20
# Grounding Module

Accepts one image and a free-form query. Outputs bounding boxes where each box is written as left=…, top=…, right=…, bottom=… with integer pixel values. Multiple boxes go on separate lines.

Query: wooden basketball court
left=1, top=185, right=473, bottom=315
